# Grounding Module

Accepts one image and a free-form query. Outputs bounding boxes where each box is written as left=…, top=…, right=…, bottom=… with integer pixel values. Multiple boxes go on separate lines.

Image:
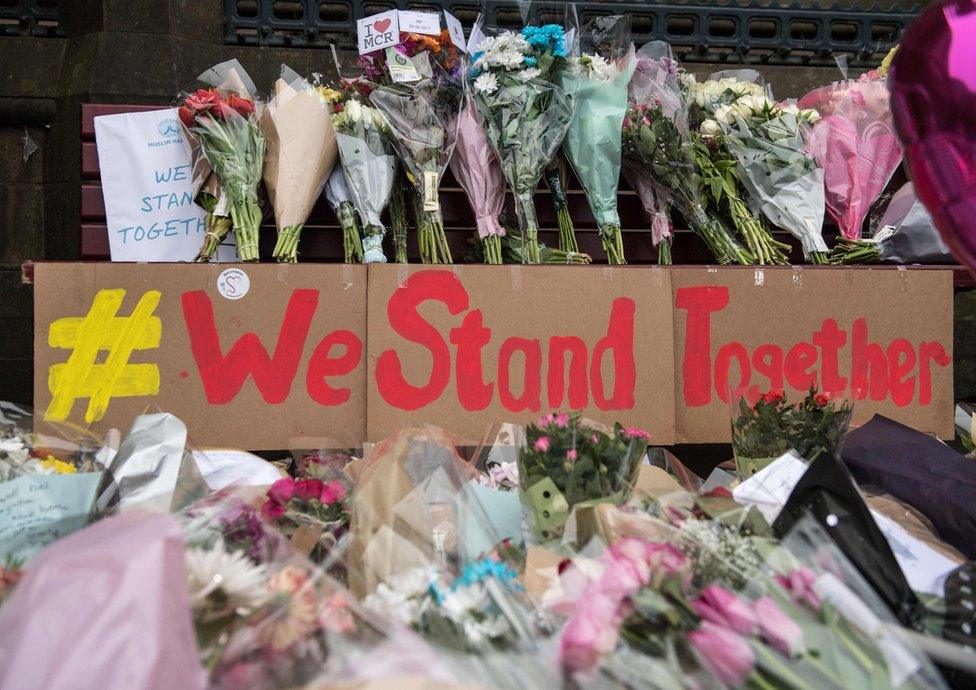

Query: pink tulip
left=775, top=568, right=822, bottom=611
left=692, top=585, right=758, bottom=635
left=754, top=596, right=805, bottom=657
left=688, top=621, right=756, bottom=687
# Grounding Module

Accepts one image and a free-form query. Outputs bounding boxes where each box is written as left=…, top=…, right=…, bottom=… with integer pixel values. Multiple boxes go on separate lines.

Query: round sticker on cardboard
left=217, top=268, right=250, bottom=300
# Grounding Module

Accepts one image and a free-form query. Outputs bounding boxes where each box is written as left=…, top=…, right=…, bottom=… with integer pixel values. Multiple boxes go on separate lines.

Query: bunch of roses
left=178, top=88, right=254, bottom=127
left=261, top=476, right=348, bottom=521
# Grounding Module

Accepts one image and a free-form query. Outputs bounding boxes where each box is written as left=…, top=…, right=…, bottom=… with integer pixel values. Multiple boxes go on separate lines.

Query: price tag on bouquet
left=385, top=48, right=421, bottom=83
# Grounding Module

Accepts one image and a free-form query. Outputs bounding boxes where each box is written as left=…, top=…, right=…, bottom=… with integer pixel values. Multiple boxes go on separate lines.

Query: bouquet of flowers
left=451, top=92, right=508, bottom=263
left=560, top=15, right=636, bottom=264
left=260, top=475, right=350, bottom=565
left=498, top=227, right=593, bottom=264
left=191, top=174, right=232, bottom=262
left=685, top=70, right=792, bottom=265
left=708, top=74, right=829, bottom=263
left=731, top=388, right=854, bottom=477
left=799, top=74, right=904, bottom=241
left=622, top=45, right=753, bottom=265
left=259, top=66, right=338, bottom=262
left=367, top=31, right=463, bottom=264
left=470, top=11, right=578, bottom=264
left=178, top=60, right=265, bottom=262
left=331, top=81, right=397, bottom=264
left=518, top=413, right=650, bottom=542
left=624, top=165, right=674, bottom=264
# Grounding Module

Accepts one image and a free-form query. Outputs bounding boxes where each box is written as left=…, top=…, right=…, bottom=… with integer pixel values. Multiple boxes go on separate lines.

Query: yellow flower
left=314, top=86, right=343, bottom=104
left=39, top=456, right=76, bottom=474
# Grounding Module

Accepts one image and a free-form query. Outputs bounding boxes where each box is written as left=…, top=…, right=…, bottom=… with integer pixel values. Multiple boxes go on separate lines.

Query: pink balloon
left=890, top=0, right=976, bottom=273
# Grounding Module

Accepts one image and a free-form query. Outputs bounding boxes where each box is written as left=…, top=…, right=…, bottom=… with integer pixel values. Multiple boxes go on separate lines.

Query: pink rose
left=295, top=479, right=324, bottom=502
left=688, top=621, right=756, bottom=686
left=533, top=436, right=550, bottom=452
left=537, top=413, right=554, bottom=426
left=554, top=413, right=570, bottom=428
left=691, top=585, right=758, bottom=635
left=261, top=501, right=286, bottom=520
left=754, top=596, right=805, bottom=657
left=267, top=477, right=296, bottom=505
left=559, top=592, right=623, bottom=675
left=566, top=449, right=578, bottom=461
left=320, top=479, right=346, bottom=505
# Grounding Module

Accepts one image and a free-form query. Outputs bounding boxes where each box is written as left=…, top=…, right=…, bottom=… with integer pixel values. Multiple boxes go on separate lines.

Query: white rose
left=344, top=99, right=362, bottom=123
left=699, top=119, right=723, bottom=137
left=739, top=94, right=770, bottom=114
left=713, top=104, right=735, bottom=124
left=801, top=108, right=822, bottom=124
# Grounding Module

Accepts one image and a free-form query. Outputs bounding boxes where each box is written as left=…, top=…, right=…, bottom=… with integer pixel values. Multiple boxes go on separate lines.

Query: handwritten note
left=94, top=108, right=209, bottom=262
left=0, top=473, right=102, bottom=562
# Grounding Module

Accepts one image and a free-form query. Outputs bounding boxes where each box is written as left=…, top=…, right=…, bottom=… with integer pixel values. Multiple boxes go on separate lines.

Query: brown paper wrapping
left=864, top=491, right=967, bottom=564
left=348, top=427, right=478, bottom=596
left=260, top=77, right=338, bottom=231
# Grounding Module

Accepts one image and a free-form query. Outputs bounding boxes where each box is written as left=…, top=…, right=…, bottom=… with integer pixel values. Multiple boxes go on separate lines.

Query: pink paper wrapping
left=448, top=96, right=506, bottom=239
left=623, top=166, right=673, bottom=246
left=800, top=80, right=904, bottom=240
left=0, top=510, right=206, bottom=690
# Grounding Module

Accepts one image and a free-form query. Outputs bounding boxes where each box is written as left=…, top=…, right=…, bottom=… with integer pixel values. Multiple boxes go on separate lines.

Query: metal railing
left=224, top=0, right=918, bottom=66
left=0, top=0, right=65, bottom=37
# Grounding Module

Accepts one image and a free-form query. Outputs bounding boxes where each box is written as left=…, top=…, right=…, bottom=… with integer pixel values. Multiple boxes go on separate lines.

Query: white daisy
left=185, top=543, right=269, bottom=612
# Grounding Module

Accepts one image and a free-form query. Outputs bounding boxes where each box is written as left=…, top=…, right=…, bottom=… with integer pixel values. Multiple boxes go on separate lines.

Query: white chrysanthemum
left=363, top=582, right=423, bottom=626
left=514, top=67, right=541, bottom=81
left=577, top=54, right=617, bottom=83
left=185, top=544, right=269, bottom=611
left=440, top=583, right=488, bottom=621
left=474, top=72, right=499, bottom=95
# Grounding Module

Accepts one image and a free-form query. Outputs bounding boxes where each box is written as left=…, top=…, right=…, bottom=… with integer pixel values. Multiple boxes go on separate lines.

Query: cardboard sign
left=34, top=263, right=367, bottom=450
left=365, top=265, right=676, bottom=443
left=357, top=10, right=399, bottom=54
left=94, top=109, right=209, bottom=261
left=33, top=265, right=954, bottom=449
left=671, top=267, right=954, bottom=442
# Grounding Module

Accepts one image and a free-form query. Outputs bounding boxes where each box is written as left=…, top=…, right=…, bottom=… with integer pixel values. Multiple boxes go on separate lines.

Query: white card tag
left=466, top=16, right=487, bottom=54
left=386, top=48, right=421, bottom=83
left=444, top=10, right=467, bottom=52
left=398, top=10, right=440, bottom=36
left=357, top=10, right=399, bottom=55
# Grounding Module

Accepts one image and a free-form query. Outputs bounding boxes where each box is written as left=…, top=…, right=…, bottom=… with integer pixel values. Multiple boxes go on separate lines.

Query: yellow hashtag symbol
left=46, top=289, right=162, bottom=423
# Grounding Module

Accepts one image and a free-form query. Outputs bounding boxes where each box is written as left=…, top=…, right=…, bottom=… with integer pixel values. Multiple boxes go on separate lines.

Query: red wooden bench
left=81, top=103, right=810, bottom=264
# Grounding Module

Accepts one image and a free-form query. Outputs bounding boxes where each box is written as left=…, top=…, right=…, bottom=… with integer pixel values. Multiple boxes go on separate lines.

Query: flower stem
left=515, top=191, right=541, bottom=264
left=230, top=198, right=261, bottom=262
left=657, top=239, right=672, bottom=265
left=337, top=201, right=363, bottom=263
left=272, top=224, right=302, bottom=263
left=599, top=223, right=627, bottom=265
left=390, top=177, right=409, bottom=264
left=545, top=166, right=578, bottom=254
left=482, top=234, right=503, bottom=265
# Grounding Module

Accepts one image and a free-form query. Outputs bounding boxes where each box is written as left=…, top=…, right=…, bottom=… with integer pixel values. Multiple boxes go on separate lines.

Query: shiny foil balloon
left=889, top=0, right=976, bottom=273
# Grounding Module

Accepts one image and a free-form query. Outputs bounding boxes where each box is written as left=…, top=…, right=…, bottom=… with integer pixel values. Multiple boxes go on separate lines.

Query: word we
left=676, top=285, right=951, bottom=406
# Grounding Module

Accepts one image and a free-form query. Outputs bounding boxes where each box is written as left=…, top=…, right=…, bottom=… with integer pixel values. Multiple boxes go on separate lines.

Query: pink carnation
left=622, top=427, right=651, bottom=441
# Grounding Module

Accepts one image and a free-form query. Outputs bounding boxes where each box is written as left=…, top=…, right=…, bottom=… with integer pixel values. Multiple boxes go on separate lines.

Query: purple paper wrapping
left=623, top=166, right=672, bottom=246
left=449, top=96, right=506, bottom=239
left=0, top=510, right=206, bottom=690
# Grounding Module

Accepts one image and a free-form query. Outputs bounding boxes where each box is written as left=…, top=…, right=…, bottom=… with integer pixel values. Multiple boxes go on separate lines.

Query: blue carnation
left=523, top=55, right=538, bottom=66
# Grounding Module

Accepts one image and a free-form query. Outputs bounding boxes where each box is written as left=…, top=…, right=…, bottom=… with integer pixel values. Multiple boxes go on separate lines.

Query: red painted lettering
left=752, top=344, right=784, bottom=393
left=591, top=298, right=637, bottom=411
left=886, top=338, right=916, bottom=407
left=918, top=341, right=951, bottom=405
left=715, top=342, right=751, bottom=402
left=850, top=318, right=888, bottom=401
left=375, top=270, right=469, bottom=411
left=450, top=310, right=493, bottom=411
left=498, top=338, right=541, bottom=412
left=784, top=343, right=818, bottom=391
left=675, top=286, right=729, bottom=407
left=547, top=336, right=589, bottom=409
left=306, top=330, right=362, bottom=406
left=181, top=289, right=317, bottom=404
left=813, top=319, right=848, bottom=394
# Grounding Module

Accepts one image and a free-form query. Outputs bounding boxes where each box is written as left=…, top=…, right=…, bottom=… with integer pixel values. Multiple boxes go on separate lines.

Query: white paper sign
left=192, top=449, right=282, bottom=491
left=466, top=16, right=487, bottom=54
left=357, top=10, right=399, bottom=54
left=444, top=11, right=466, bottom=52
left=94, top=108, right=209, bottom=262
left=398, top=10, right=441, bottom=36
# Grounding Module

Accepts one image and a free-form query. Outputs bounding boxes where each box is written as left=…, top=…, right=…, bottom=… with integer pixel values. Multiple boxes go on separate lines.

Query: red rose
left=814, top=392, right=831, bottom=407
left=762, top=391, right=784, bottom=405
left=320, top=480, right=346, bottom=505
left=295, top=479, right=324, bottom=502
left=184, top=88, right=221, bottom=112
left=261, top=500, right=286, bottom=521
left=178, top=105, right=196, bottom=128
left=227, top=93, right=255, bottom=117
left=267, top=477, right=296, bottom=505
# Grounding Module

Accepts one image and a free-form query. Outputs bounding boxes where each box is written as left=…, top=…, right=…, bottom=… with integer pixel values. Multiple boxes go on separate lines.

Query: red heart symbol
left=374, top=18, right=392, bottom=33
